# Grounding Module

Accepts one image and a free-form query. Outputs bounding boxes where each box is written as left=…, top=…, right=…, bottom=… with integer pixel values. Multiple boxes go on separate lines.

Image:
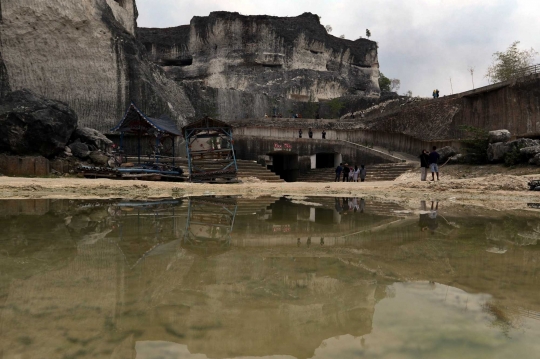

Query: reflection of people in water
left=359, top=198, right=365, bottom=213
left=320, top=238, right=325, bottom=246
left=335, top=198, right=343, bottom=214
left=307, top=237, right=311, bottom=247
left=419, top=201, right=439, bottom=234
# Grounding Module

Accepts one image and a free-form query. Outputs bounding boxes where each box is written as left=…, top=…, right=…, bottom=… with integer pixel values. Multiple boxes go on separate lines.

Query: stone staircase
left=296, top=162, right=416, bottom=182
left=174, top=159, right=284, bottom=183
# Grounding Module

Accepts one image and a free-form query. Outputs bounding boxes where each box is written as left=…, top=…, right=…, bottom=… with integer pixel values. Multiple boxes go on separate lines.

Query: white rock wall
left=0, top=0, right=194, bottom=133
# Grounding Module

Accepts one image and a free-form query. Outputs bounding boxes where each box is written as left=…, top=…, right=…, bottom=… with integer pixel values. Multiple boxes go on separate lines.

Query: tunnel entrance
left=314, top=153, right=342, bottom=169
left=267, top=152, right=299, bottom=182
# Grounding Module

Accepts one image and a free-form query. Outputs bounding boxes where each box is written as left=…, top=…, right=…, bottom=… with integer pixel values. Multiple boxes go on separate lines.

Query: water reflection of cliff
left=0, top=198, right=539, bottom=359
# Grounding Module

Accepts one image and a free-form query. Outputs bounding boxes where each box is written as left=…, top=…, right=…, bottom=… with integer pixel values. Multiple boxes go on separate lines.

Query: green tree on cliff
left=366, top=29, right=371, bottom=39
left=328, top=98, right=345, bottom=118
left=486, top=41, right=538, bottom=83
left=379, top=73, right=391, bottom=92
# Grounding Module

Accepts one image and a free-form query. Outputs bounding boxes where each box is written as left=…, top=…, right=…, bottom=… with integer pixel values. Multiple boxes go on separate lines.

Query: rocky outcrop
left=488, top=129, right=511, bottom=144
left=139, top=12, right=380, bottom=119
left=0, top=0, right=195, bottom=133
left=487, top=142, right=510, bottom=163
left=0, top=90, right=78, bottom=158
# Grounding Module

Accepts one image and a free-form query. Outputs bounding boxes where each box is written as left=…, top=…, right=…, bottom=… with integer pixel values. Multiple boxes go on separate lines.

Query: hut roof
left=182, top=117, right=232, bottom=137
left=111, top=103, right=182, bottom=136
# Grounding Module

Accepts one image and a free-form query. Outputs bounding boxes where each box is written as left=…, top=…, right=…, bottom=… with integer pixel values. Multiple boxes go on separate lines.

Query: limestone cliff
left=0, top=0, right=194, bottom=133
left=139, top=12, right=380, bottom=119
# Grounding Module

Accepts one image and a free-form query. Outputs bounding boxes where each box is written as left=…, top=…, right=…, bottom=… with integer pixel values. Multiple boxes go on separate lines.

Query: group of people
left=335, top=163, right=366, bottom=182
left=419, top=146, right=440, bottom=181
left=299, top=128, right=326, bottom=139
left=432, top=89, right=440, bottom=98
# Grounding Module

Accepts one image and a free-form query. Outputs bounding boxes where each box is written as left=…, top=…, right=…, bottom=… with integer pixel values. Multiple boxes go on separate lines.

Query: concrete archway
left=266, top=151, right=299, bottom=182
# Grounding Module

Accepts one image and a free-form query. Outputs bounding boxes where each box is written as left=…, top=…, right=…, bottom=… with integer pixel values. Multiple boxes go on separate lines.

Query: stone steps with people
left=297, top=163, right=416, bottom=182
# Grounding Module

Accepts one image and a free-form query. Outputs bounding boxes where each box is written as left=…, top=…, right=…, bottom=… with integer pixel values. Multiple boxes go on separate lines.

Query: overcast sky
left=137, top=0, right=540, bottom=97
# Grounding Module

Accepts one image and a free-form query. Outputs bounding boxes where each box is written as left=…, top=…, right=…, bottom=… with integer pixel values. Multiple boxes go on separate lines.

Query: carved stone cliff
left=139, top=12, right=380, bottom=119
left=0, top=0, right=194, bottom=133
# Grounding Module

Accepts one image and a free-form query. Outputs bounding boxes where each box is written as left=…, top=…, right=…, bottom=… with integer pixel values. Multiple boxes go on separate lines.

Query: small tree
left=339, top=34, right=345, bottom=39
left=325, top=25, right=333, bottom=33
left=328, top=98, right=345, bottom=118
left=366, top=29, right=371, bottom=39
left=379, top=72, right=391, bottom=92
left=405, top=90, right=413, bottom=97
left=486, top=41, right=538, bottom=83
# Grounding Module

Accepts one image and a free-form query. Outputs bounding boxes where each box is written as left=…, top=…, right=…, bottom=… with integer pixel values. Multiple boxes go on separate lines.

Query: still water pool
left=0, top=197, right=539, bottom=359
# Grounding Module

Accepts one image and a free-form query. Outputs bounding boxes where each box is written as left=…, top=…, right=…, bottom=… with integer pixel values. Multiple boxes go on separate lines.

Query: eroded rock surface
left=139, top=12, right=380, bottom=119
left=0, top=0, right=194, bottom=133
left=0, top=90, right=78, bottom=158
left=488, top=129, right=511, bottom=144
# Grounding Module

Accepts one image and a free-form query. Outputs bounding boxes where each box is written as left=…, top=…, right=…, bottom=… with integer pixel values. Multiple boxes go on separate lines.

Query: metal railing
left=513, top=63, right=540, bottom=78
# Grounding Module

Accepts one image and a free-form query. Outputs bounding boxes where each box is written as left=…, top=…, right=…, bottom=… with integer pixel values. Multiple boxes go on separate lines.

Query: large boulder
left=71, top=127, right=113, bottom=153
left=507, top=138, right=540, bottom=149
left=520, top=146, right=540, bottom=159
left=529, top=153, right=540, bottom=166
left=88, top=151, right=109, bottom=166
left=68, top=141, right=90, bottom=159
left=488, top=129, right=511, bottom=144
left=0, top=90, right=78, bottom=158
left=487, top=142, right=510, bottom=162
left=437, top=146, right=457, bottom=162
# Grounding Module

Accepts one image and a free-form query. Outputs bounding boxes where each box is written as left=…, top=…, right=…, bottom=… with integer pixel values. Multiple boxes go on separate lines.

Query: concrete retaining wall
left=233, top=136, right=399, bottom=166
left=234, top=127, right=455, bottom=156
left=0, top=155, right=49, bottom=176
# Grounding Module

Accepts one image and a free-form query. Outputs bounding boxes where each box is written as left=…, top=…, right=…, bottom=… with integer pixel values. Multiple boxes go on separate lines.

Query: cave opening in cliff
left=267, top=152, right=299, bottom=182
left=162, top=58, right=193, bottom=67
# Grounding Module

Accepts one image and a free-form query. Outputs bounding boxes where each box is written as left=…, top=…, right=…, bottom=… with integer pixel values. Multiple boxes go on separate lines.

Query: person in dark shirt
left=342, top=164, right=350, bottom=182
left=335, top=163, right=343, bottom=182
left=419, top=149, right=430, bottom=181
left=429, top=146, right=440, bottom=181
left=322, top=130, right=326, bottom=139
left=308, top=128, right=313, bottom=139
left=298, top=129, right=302, bottom=138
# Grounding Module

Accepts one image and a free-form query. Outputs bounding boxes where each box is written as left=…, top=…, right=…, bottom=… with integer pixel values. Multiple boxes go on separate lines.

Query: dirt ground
left=1, top=164, right=540, bottom=212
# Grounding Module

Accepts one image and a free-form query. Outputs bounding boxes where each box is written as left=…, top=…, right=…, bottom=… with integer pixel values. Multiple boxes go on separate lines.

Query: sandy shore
left=1, top=172, right=539, bottom=211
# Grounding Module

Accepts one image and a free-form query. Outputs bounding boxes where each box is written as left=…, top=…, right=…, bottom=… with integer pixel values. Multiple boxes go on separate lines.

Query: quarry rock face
left=0, top=90, right=78, bottom=158
left=0, top=0, right=194, bottom=134
left=139, top=12, right=380, bottom=119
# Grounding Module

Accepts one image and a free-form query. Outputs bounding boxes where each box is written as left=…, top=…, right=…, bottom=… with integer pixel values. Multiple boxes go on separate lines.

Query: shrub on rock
left=0, top=90, right=78, bottom=158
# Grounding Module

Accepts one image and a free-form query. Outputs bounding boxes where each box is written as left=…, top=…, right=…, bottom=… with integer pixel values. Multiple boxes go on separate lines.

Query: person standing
left=353, top=165, right=360, bottom=182
left=429, top=146, right=440, bottom=181
left=335, top=163, right=343, bottom=182
left=359, top=165, right=367, bottom=182
left=419, top=149, right=430, bottom=181
left=308, top=128, right=313, bottom=139
left=342, top=164, right=350, bottom=182
left=322, top=130, right=327, bottom=139
left=436, top=89, right=440, bottom=98
left=432, top=90, right=436, bottom=99
left=298, top=129, right=303, bottom=138
left=348, top=165, right=354, bottom=182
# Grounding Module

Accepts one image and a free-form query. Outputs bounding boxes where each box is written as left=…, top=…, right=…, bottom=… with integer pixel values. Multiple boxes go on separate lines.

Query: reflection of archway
left=267, top=151, right=299, bottom=182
